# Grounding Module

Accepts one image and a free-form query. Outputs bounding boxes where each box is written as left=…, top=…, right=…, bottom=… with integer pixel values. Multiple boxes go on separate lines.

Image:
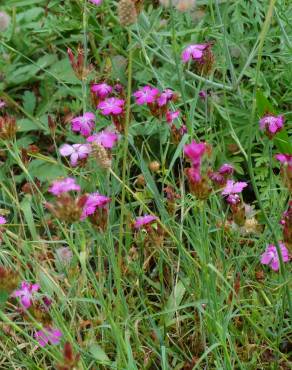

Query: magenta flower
left=59, top=143, right=92, bottom=166
left=49, top=178, right=81, bottom=196
left=81, top=192, right=111, bottom=220
left=221, top=180, right=247, bottom=204
left=133, top=86, right=160, bottom=105
left=199, top=90, right=207, bottom=100
left=157, top=89, right=174, bottom=106
left=89, top=0, right=102, bottom=5
left=219, top=163, right=234, bottom=175
left=91, top=83, right=112, bottom=99
left=260, top=243, right=289, bottom=271
left=34, top=327, right=62, bottom=347
left=71, top=112, right=95, bottom=137
left=12, top=281, right=40, bottom=309
left=259, top=114, right=284, bottom=135
left=187, top=166, right=201, bottom=183
left=134, top=215, right=158, bottom=229
left=182, top=44, right=208, bottom=63
left=98, top=97, right=124, bottom=115
left=0, top=100, right=6, bottom=109
left=275, top=154, right=292, bottom=167
left=184, top=141, right=206, bottom=166
left=87, top=130, right=118, bottom=149
left=0, top=215, right=7, bottom=224
left=166, top=110, right=180, bottom=124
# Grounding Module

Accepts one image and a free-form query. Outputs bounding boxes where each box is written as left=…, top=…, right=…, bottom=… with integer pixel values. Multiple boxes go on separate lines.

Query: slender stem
left=82, top=0, right=88, bottom=114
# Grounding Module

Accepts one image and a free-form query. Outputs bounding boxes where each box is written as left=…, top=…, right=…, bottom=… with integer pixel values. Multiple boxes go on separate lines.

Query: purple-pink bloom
left=98, top=97, right=124, bottom=115
left=222, top=180, right=247, bottom=205
left=49, top=178, right=81, bottom=196
left=59, top=143, right=92, bottom=166
left=71, top=112, right=95, bottom=137
left=259, top=114, right=284, bottom=135
left=199, top=91, right=207, bottom=100
left=89, top=0, right=102, bottom=5
left=133, top=86, right=160, bottom=105
left=182, top=44, right=208, bottom=63
left=260, top=243, right=289, bottom=271
left=275, top=154, right=292, bottom=167
left=184, top=141, right=206, bottom=166
left=81, top=192, right=111, bottom=220
left=87, top=130, right=118, bottom=149
left=157, top=89, right=174, bottom=107
left=187, top=166, right=201, bottom=183
left=166, top=110, right=180, bottom=124
left=219, top=163, right=234, bottom=175
left=0, top=215, right=7, bottom=224
left=91, top=83, right=112, bottom=99
left=134, top=215, right=158, bottom=229
left=12, top=281, right=40, bottom=309
left=0, top=100, right=6, bottom=109
left=34, top=327, right=62, bottom=347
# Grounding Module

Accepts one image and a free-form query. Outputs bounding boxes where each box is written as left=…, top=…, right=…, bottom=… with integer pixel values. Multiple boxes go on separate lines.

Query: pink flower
left=187, top=166, right=201, bottom=183
left=98, top=97, right=125, bottom=115
left=89, top=0, right=102, bottom=5
left=182, top=44, right=208, bottom=63
left=199, top=90, right=207, bottom=100
left=87, top=130, right=118, bottom=149
left=12, top=281, right=40, bottom=309
left=133, top=86, right=160, bottom=105
left=91, top=83, right=112, bottom=99
left=219, top=163, right=234, bottom=175
left=81, top=192, right=111, bottom=220
left=222, top=180, right=247, bottom=204
left=260, top=243, right=289, bottom=271
left=184, top=141, right=206, bottom=166
left=59, top=143, right=92, bottom=166
left=134, top=215, right=157, bottom=229
left=0, top=216, right=7, bottom=224
left=166, top=110, right=180, bottom=124
left=275, top=154, right=292, bottom=167
left=34, top=327, right=62, bottom=347
left=259, top=114, right=284, bottom=135
left=71, top=112, right=95, bottom=137
left=157, top=89, right=174, bottom=106
left=0, top=100, right=6, bottom=109
left=49, top=178, right=81, bottom=196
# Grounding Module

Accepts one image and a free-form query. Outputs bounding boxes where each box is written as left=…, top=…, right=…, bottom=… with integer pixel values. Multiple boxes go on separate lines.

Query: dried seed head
left=0, top=115, right=17, bottom=140
left=93, top=143, right=112, bottom=169
left=118, top=0, right=137, bottom=26
left=149, top=161, right=160, bottom=173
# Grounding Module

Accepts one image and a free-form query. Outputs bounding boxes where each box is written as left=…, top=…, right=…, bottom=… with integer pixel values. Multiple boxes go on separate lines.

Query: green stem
left=82, top=0, right=88, bottom=114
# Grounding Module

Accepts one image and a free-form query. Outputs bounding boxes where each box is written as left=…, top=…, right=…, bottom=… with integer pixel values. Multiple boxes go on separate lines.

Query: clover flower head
left=59, top=143, right=92, bottom=166
left=134, top=215, right=158, bottom=229
left=133, top=86, right=160, bottom=105
left=71, top=112, right=95, bottom=137
left=260, top=243, right=289, bottom=271
left=98, top=97, right=125, bottom=115
left=87, top=130, right=118, bottom=149
left=34, top=327, right=62, bottom=347
left=49, top=178, right=81, bottom=196
left=12, top=281, right=40, bottom=309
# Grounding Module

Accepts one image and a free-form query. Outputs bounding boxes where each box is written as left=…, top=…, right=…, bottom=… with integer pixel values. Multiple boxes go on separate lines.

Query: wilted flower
left=87, top=130, right=118, bottom=149
left=59, top=143, right=92, bottom=166
left=91, top=83, right=112, bottom=99
left=222, top=180, right=247, bottom=205
left=35, top=327, right=62, bottom=347
left=98, top=97, right=125, bottom=115
left=260, top=243, right=289, bottom=271
left=49, top=178, right=81, bottom=196
left=209, top=163, right=234, bottom=186
left=0, top=115, right=17, bottom=140
left=71, top=112, right=95, bottom=137
left=133, top=86, right=160, bottom=105
left=134, top=215, right=157, bottom=229
left=55, top=247, right=73, bottom=266
left=12, top=281, right=40, bottom=309
left=259, top=114, right=284, bottom=138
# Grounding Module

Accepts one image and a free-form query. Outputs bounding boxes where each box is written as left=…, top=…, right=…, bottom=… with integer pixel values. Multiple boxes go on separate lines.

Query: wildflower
left=275, top=153, right=292, bottom=190
left=184, top=141, right=206, bottom=166
left=259, top=114, right=284, bottom=138
left=199, top=91, right=207, bottom=100
left=0, top=216, right=7, bottom=224
left=91, top=83, right=112, bottom=99
left=133, top=86, right=160, bottom=105
left=12, top=281, right=40, bottom=309
left=222, top=180, right=247, bottom=205
left=134, top=215, right=157, bottom=229
left=260, top=243, right=289, bottom=271
left=182, top=44, right=209, bottom=63
left=166, top=110, right=180, bottom=124
left=0, top=100, right=6, bottom=109
left=89, top=0, right=103, bottom=5
left=157, top=89, right=174, bottom=107
left=59, top=143, right=91, bottom=166
left=209, top=164, right=234, bottom=186
left=87, top=130, right=118, bottom=149
left=98, top=97, right=125, bottom=115
left=275, top=154, right=292, bottom=167
left=71, top=112, right=95, bottom=137
left=35, top=327, right=62, bottom=347
left=0, top=115, right=17, bottom=140
left=219, top=163, right=234, bottom=175
left=46, top=194, right=87, bottom=223
left=49, top=178, right=81, bottom=196
left=81, top=192, right=110, bottom=220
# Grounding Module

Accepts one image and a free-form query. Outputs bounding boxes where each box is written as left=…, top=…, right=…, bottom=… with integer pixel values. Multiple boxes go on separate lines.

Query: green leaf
left=256, top=90, right=275, bottom=117
left=0, top=290, right=9, bottom=306
left=89, top=344, right=111, bottom=364
left=28, top=159, right=67, bottom=181
left=20, top=195, right=38, bottom=240
left=274, top=130, right=292, bottom=155
left=23, top=91, right=36, bottom=115
left=163, top=279, right=189, bottom=327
